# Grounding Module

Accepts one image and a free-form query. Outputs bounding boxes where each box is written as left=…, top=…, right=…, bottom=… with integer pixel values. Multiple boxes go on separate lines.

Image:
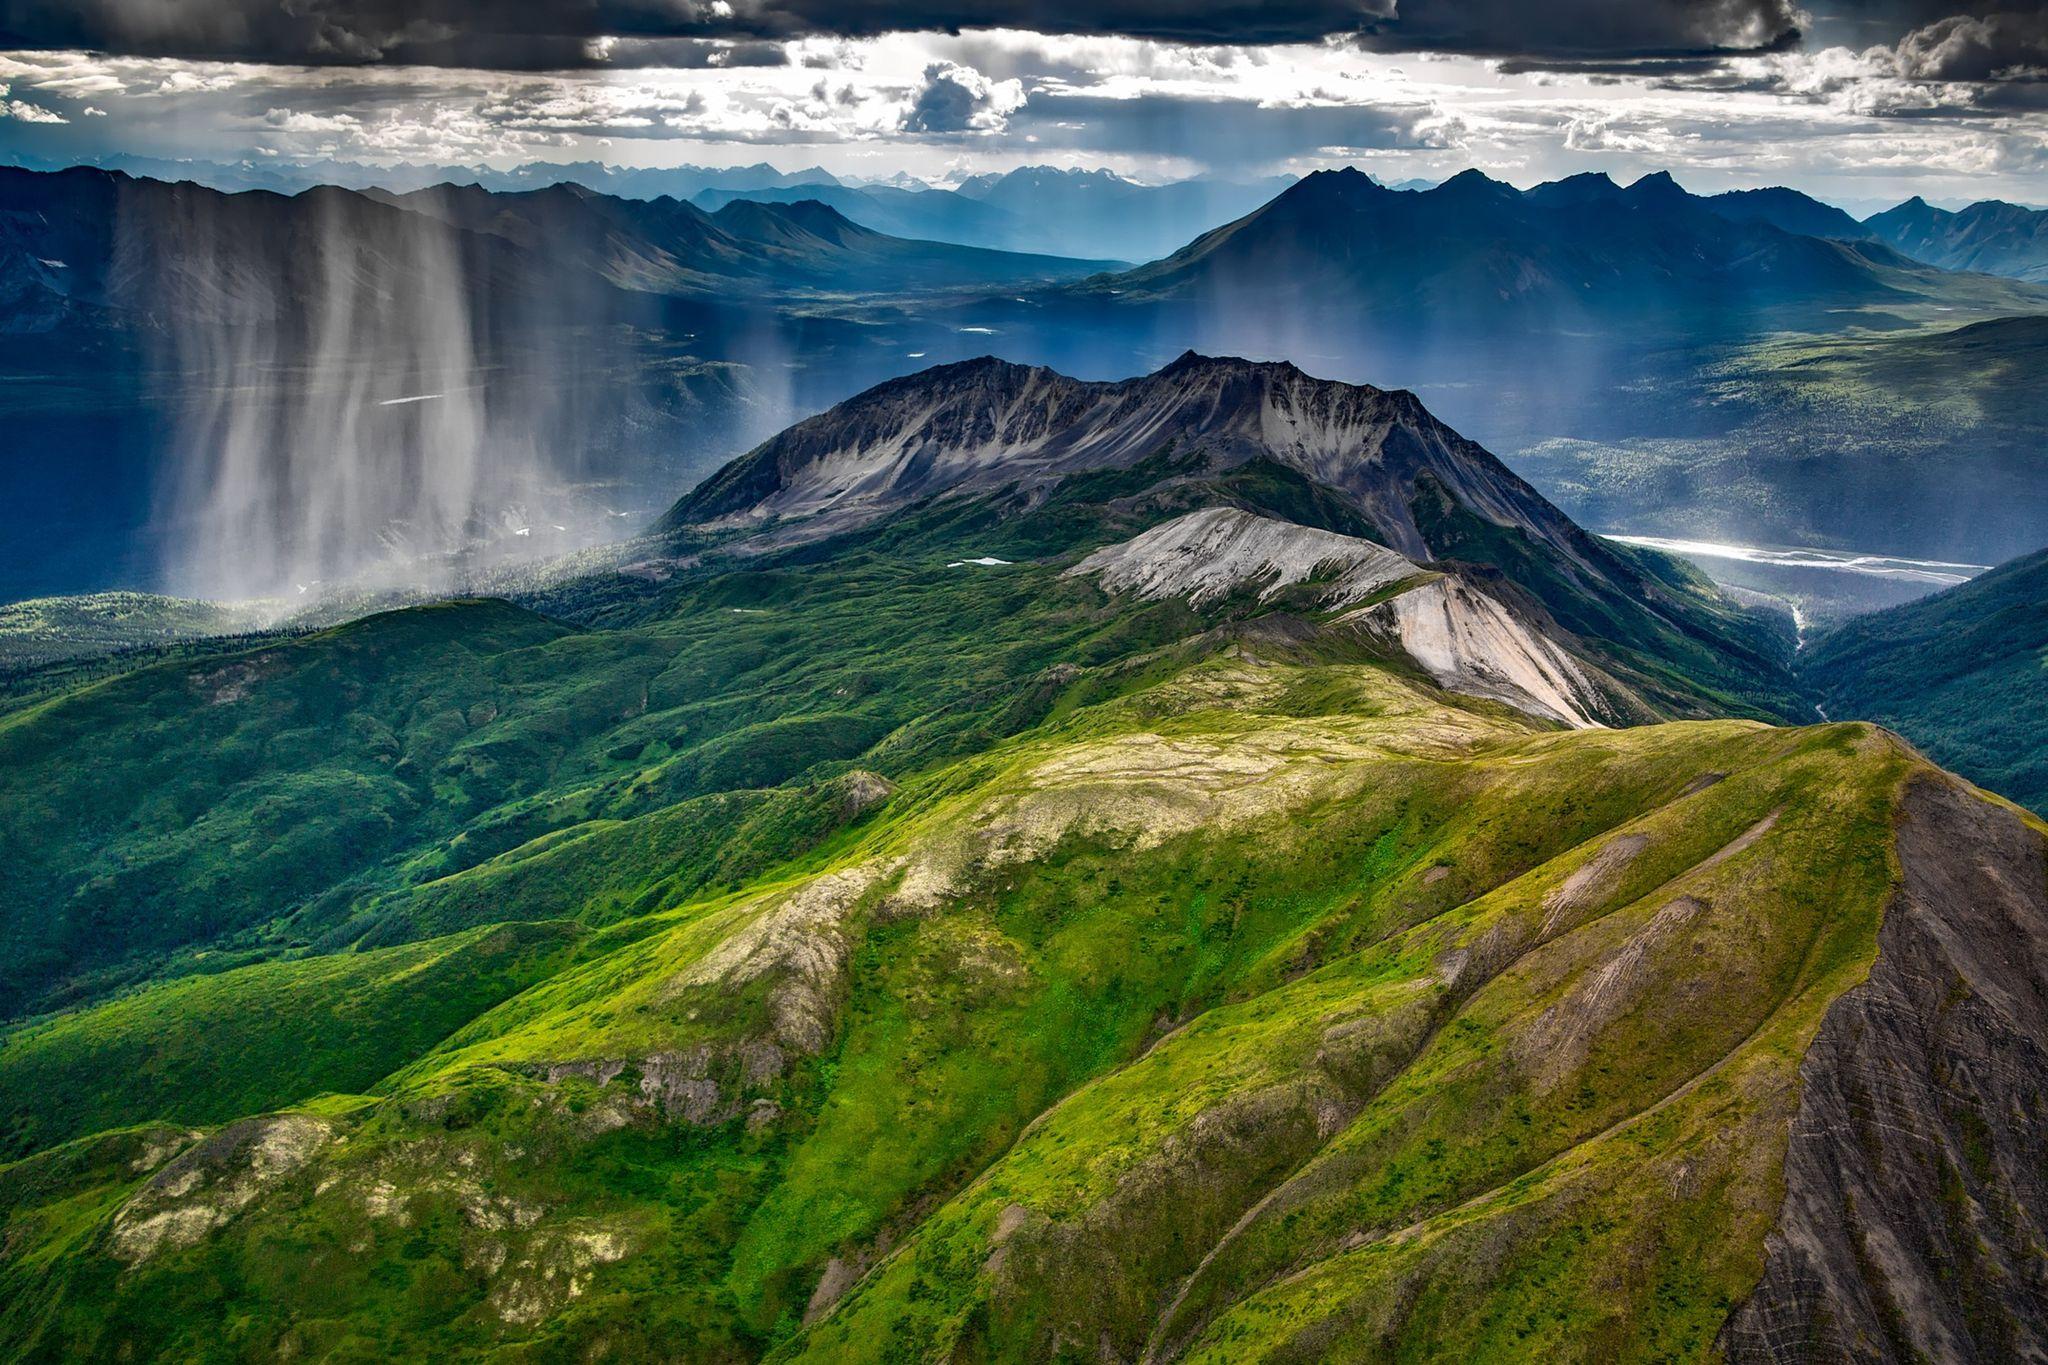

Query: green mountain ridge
left=1, top=359, right=2042, bottom=1361
left=1802, top=545, right=2048, bottom=813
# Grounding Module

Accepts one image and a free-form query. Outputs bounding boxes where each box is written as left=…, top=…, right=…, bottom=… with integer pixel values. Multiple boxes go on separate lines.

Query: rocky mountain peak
left=658, top=352, right=1568, bottom=565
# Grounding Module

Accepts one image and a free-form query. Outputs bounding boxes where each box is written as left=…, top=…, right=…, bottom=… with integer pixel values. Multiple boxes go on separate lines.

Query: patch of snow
left=1067, top=508, right=1415, bottom=609
left=947, top=556, right=1012, bottom=568
left=957, top=326, right=997, bottom=335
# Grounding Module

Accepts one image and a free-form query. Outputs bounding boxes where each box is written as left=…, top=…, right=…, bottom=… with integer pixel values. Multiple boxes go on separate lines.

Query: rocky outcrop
left=110, top=1113, right=336, bottom=1262
left=1722, top=776, right=2048, bottom=1362
left=538, top=1039, right=788, bottom=1128
left=1345, top=576, right=1614, bottom=728
left=1069, top=508, right=1622, bottom=729
left=831, top=769, right=894, bottom=820
left=1066, top=507, right=1418, bottom=609
left=667, top=863, right=888, bottom=1055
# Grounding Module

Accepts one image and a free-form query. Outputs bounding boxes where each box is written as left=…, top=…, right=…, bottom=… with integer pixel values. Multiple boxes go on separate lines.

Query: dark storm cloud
left=1351, top=0, right=1802, bottom=64
left=0, top=0, right=796, bottom=68
left=0, top=0, right=1804, bottom=67
left=1888, top=9, right=2048, bottom=79
left=1799, top=0, right=2031, bottom=43
left=1651, top=3, right=2048, bottom=117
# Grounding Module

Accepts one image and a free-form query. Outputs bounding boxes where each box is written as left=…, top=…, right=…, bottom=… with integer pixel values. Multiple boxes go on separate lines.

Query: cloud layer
left=0, top=0, right=1802, bottom=66
left=0, top=4, right=2043, bottom=207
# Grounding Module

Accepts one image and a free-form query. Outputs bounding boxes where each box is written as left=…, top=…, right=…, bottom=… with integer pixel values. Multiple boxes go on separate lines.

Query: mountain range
left=2, top=352, right=2043, bottom=1361
left=5, top=153, right=1291, bottom=266
left=361, top=180, right=1120, bottom=297
left=0, top=166, right=1116, bottom=600
left=693, top=167, right=1289, bottom=263
left=1066, top=168, right=2023, bottom=332
left=5, top=160, right=2048, bottom=604
left=19, top=150, right=2048, bottom=286
left=1, top=166, right=1109, bottom=331
left=0, top=151, right=849, bottom=203
left=922, top=166, right=2047, bottom=443
left=1691, top=181, right=2048, bottom=284
left=1861, top=196, right=2048, bottom=283
left=918, top=169, right=2048, bottom=569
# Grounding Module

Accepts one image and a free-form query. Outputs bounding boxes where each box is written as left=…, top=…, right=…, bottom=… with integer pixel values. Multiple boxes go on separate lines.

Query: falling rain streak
left=149, top=187, right=558, bottom=602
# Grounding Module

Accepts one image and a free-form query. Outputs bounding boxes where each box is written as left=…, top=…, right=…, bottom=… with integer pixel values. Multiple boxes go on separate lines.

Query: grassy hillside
left=0, top=476, right=2033, bottom=1359
left=1802, top=546, right=2048, bottom=813
left=0, top=608, right=1992, bottom=1360
left=0, top=920, right=586, bottom=1159
left=0, top=511, right=1224, bottom=1019
left=0, top=470, right=1804, bottom=1022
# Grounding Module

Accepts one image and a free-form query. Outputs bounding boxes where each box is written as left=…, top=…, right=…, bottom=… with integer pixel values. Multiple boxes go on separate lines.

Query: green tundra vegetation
left=0, top=473, right=2038, bottom=1362
left=1801, top=545, right=2048, bottom=814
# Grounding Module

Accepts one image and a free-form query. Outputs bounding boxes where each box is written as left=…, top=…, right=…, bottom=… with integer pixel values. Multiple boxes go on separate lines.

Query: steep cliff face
left=1723, top=775, right=2048, bottom=1363
left=1346, top=575, right=1615, bottom=728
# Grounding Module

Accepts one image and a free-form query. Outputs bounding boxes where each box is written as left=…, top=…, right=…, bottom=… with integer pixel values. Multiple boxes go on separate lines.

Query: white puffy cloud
left=1, top=79, right=68, bottom=122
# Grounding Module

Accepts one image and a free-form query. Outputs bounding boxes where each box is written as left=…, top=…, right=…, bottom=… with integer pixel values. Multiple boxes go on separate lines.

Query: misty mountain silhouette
left=1085, top=167, right=1959, bottom=331
left=1862, top=195, right=2048, bottom=283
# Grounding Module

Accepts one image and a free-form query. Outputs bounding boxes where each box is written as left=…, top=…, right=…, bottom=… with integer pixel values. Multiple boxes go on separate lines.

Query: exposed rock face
left=539, top=1040, right=788, bottom=1127
left=110, top=1113, right=335, bottom=1262
left=662, top=353, right=1588, bottom=566
left=669, top=862, right=890, bottom=1054
left=1722, top=776, right=2048, bottom=1362
left=1069, top=508, right=1618, bottom=729
left=1066, top=507, right=1418, bottom=609
left=1345, top=575, right=1611, bottom=728
left=832, top=769, right=895, bottom=819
